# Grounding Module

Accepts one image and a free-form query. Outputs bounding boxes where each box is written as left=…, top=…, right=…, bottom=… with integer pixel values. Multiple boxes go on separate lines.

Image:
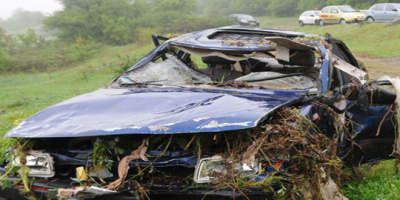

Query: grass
left=295, top=22, right=400, bottom=57
left=343, top=160, right=400, bottom=199
left=258, top=16, right=298, bottom=29
left=0, top=43, right=154, bottom=142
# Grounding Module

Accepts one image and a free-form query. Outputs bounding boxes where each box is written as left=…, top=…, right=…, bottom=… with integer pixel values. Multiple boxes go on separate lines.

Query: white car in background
left=299, top=10, right=320, bottom=26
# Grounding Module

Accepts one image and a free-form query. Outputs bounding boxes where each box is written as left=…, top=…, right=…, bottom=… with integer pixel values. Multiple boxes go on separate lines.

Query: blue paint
left=5, top=87, right=304, bottom=138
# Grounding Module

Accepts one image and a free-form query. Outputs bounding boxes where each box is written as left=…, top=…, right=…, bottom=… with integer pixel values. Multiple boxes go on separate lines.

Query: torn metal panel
left=5, top=88, right=304, bottom=138
left=172, top=46, right=251, bottom=62
left=265, top=37, right=314, bottom=51
left=275, top=45, right=290, bottom=62
left=330, top=51, right=367, bottom=82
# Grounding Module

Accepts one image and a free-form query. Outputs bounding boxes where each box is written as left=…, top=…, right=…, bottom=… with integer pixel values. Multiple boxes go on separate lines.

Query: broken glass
left=123, top=56, right=211, bottom=86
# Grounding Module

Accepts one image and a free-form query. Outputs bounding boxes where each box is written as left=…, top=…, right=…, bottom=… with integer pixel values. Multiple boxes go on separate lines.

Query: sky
left=0, top=0, right=63, bottom=20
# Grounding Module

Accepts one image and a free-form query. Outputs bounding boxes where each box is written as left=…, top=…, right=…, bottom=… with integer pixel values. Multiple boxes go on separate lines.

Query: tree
left=200, top=0, right=270, bottom=16
left=132, top=0, right=149, bottom=18
left=268, top=0, right=299, bottom=17
left=202, top=0, right=234, bottom=15
left=17, top=28, right=38, bottom=47
left=133, top=0, right=199, bottom=31
left=44, top=0, right=136, bottom=45
left=151, top=0, right=197, bottom=15
left=297, top=0, right=326, bottom=12
left=227, top=0, right=271, bottom=16
left=0, top=28, right=11, bottom=71
left=1, top=9, right=45, bottom=32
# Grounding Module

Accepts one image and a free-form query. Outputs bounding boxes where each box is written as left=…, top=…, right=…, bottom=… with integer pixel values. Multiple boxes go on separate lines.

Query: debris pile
left=45, top=107, right=351, bottom=199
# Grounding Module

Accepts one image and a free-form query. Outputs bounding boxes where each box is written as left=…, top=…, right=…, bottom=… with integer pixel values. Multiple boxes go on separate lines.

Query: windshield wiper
left=119, top=76, right=167, bottom=86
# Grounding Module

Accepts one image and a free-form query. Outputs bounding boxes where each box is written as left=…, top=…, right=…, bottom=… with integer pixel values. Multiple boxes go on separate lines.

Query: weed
left=114, top=54, right=138, bottom=75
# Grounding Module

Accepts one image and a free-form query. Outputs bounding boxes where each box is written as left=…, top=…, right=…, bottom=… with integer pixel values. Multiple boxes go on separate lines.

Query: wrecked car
left=0, top=26, right=398, bottom=200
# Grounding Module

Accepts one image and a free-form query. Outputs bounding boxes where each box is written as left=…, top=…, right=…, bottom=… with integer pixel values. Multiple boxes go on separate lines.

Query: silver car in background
left=363, top=3, right=400, bottom=22
left=228, top=14, right=260, bottom=26
left=298, top=10, right=320, bottom=26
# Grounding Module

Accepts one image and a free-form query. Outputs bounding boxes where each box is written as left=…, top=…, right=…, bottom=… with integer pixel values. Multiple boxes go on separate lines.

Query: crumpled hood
left=5, top=87, right=304, bottom=138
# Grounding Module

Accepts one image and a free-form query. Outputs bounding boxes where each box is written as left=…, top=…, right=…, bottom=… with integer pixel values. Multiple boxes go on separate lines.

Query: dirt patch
left=353, top=52, right=400, bottom=78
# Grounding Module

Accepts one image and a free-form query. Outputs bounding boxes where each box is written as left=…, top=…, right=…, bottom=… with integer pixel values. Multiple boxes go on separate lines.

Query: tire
left=367, top=17, right=374, bottom=22
left=339, top=19, right=346, bottom=24
left=299, top=21, right=304, bottom=26
left=319, top=20, right=324, bottom=26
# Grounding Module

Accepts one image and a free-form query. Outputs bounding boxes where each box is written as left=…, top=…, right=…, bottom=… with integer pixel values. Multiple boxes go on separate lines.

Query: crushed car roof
left=167, top=27, right=314, bottom=51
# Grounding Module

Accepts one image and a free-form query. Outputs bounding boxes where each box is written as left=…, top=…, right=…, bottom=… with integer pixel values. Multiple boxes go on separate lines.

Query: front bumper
left=0, top=176, right=275, bottom=200
left=346, top=17, right=366, bottom=23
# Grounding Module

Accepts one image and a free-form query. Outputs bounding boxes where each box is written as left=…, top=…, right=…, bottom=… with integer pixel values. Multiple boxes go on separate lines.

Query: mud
left=353, top=52, right=400, bottom=78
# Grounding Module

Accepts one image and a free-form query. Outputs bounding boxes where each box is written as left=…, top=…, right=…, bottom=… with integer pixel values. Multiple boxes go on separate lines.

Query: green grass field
left=0, top=43, right=154, bottom=145
left=295, top=22, right=400, bottom=57
left=1, top=18, right=400, bottom=199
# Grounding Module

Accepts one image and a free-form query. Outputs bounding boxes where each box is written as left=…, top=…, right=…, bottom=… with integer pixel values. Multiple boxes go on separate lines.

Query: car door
left=372, top=4, right=385, bottom=22
left=384, top=4, right=399, bottom=21
left=320, top=7, right=330, bottom=23
left=329, top=7, right=340, bottom=23
left=309, top=11, right=318, bottom=24
left=304, top=12, right=313, bottom=24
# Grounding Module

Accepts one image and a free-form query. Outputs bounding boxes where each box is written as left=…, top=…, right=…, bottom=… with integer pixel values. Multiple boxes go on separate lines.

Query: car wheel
left=367, top=17, right=374, bottom=22
left=339, top=19, right=346, bottom=24
left=299, top=21, right=304, bottom=26
left=319, top=20, right=324, bottom=26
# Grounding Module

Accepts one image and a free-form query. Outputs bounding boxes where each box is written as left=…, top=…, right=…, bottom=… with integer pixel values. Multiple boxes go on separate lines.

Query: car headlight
left=240, top=19, right=248, bottom=23
left=194, top=156, right=260, bottom=183
left=11, top=151, right=55, bottom=178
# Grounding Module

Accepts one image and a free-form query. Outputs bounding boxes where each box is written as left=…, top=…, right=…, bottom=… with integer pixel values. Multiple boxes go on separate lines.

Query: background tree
left=0, top=28, right=11, bottom=71
left=268, top=0, right=299, bottom=17
left=151, top=0, right=197, bottom=14
left=17, top=28, right=38, bottom=47
left=297, top=0, right=326, bottom=12
left=0, top=9, right=45, bottom=32
left=44, top=0, right=136, bottom=45
left=227, top=0, right=271, bottom=16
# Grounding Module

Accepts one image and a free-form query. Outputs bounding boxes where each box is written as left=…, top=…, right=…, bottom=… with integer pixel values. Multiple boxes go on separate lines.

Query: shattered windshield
left=115, top=33, right=322, bottom=90
left=119, top=56, right=212, bottom=86
left=115, top=54, right=318, bottom=90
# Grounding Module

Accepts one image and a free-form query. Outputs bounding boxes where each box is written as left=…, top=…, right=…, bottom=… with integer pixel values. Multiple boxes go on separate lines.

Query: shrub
left=8, top=40, right=103, bottom=72
left=167, top=14, right=232, bottom=33
left=0, top=49, right=11, bottom=72
left=134, top=27, right=159, bottom=45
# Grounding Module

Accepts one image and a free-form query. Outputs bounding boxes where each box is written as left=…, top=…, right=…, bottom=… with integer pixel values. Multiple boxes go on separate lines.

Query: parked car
left=298, top=10, right=321, bottom=26
left=319, top=5, right=366, bottom=25
left=1, top=26, right=397, bottom=199
left=363, top=3, right=400, bottom=22
left=229, top=14, right=260, bottom=26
